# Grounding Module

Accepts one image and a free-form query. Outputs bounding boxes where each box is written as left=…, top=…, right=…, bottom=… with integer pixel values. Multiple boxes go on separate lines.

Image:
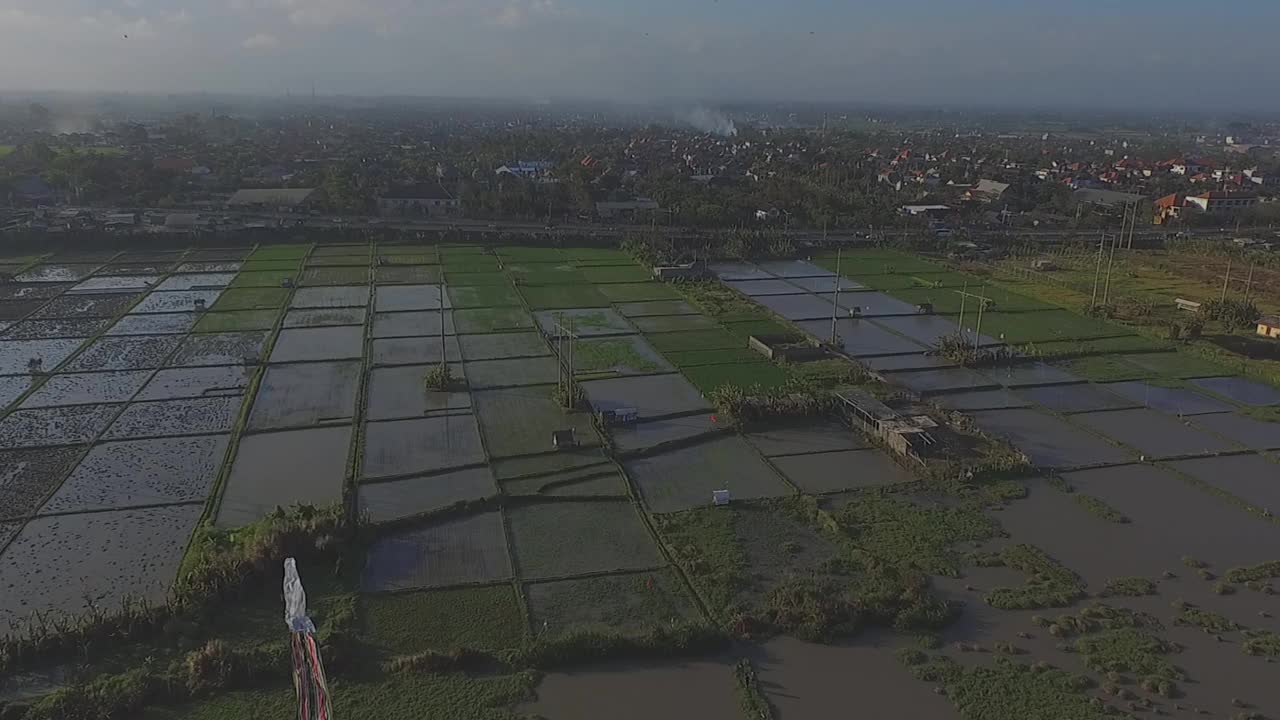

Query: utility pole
left=1244, top=262, right=1255, bottom=304
left=1221, top=259, right=1232, bottom=301
left=973, top=286, right=987, bottom=353
left=438, top=284, right=447, bottom=378
left=1102, top=233, right=1120, bottom=305
left=830, top=247, right=842, bottom=345
left=1091, top=232, right=1104, bottom=307
left=958, top=281, right=968, bottom=335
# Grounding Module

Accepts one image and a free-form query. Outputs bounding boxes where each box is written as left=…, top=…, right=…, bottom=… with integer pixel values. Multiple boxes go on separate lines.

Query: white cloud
left=493, top=0, right=554, bottom=28
left=242, top=32, right=280, bottom=49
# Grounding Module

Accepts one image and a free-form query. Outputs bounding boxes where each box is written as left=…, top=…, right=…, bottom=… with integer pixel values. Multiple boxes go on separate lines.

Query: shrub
left=1202, top=299, right=1261, bottom=331
left=422, top=363, right=459, bottom=391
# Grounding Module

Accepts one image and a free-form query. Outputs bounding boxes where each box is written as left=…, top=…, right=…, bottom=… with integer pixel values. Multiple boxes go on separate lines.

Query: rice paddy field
left=2, top=241, right=1279, bottom=720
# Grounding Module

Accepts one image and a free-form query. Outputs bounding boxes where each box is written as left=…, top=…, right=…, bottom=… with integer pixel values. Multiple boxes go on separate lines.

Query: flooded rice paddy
left=2, top=247, right=1279, bottom=720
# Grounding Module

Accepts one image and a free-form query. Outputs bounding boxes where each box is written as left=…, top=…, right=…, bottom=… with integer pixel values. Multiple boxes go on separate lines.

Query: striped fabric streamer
left=285, top=558, right=334, bottom=720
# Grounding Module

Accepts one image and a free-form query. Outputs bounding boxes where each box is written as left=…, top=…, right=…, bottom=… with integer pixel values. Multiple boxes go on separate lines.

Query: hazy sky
left=2, top=0, right=1279, bottom=109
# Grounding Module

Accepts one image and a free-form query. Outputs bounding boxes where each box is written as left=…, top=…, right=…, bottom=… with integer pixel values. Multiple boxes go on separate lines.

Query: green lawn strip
left=984, top=544, right=1085, bottom=610
left=248, top=244, right=310, bottom=261
left=976, top=309, right=1131, bottom=345
left=443, top=257, right=502, bottom=273
left=525, top=569, right=701, bottom=636
left=646, top=329, right=745, bottom=354
left=510, top=268, right=587, bottom=286
left=194, top=310, right=280, bottom=333
left=307, top=255, right=371, bottom=267
left=1118, top=351, right=1235, bottom=379
left=454, top=307, right=535, bottom=333
left=376, top=245, right=437, bottom=256
left=448, top=283, right=523, bottom=309
left=210, top=287, right=290, bottom=311
left=1031, top=334, right=1173, bottom=358
left=574, top=337, right=665, bottom=375
left=497, top=247, right=565, bottom=262
left=519, top=284, right=610, bottom=310
left=379, top=253, right=439, bottom=266
left=581, top=266, right=652, bottom=284
left=374, top=266, right=441, bottom=284
left=598, top=282, right=682, bottom=302
left=722, top=318, right=801, bottom=340
left=229, top=270, right=296, bottom=289
left=363, top=585, right=527, bottom=655
left=439, top=244, right=487, bottom=254
left=239, top=259, right=303, bottom=273
left=1049, top=355, right=1152, bottom=382
left=136, top=672, right=539, bottom=720
left=302, top=266, right=371, bottom=285
left=898, top=655, right=1113, bottom=720
left=665, top=348, right=765, bottom=368
left=683, top=362, right=790, bottom=396
left=445, top=271, right=510, bottom=286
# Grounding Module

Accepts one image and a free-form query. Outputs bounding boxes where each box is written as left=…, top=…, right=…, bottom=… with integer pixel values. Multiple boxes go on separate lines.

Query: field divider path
left=475, top=246, right=536, bottom=634
left=502, top=249, right=721, bottom=628
left=0, top=249, right=195, bottom=558
left=188, top=242, right=313, bottom=561
left=343, top=238, right=378, bottom=526
left=0, top=249, right=113, bottom=334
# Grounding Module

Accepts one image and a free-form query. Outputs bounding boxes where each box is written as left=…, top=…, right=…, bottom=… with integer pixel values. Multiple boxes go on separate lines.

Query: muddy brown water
left=519, top=658, right=742, bottom=720
left=752, top=635, right=960, bottom=719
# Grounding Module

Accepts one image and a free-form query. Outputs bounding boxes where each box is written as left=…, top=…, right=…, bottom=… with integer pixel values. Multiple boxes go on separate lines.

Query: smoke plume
left=680, top=106, right=737, bottom=137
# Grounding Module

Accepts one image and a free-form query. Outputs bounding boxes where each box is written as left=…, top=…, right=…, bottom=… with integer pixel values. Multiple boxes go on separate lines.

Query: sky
left=2, top=0, right=1279, bottom=110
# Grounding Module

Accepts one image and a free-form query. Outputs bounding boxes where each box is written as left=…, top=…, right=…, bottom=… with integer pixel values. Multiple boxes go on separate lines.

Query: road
left=29, top=205, right=1273, bottom=245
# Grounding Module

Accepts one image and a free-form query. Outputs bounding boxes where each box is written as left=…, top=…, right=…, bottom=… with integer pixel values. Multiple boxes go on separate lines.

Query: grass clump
left=911, top=655, right=1121, bottom=720
left=364, top=585, right=527, bottom=656
left=1242, top=630, right=1280, bottom=658
left=1173, top=603, right=1241, bottom=634
left=1102, top=577, right=1157, bottom=597
left=733, top=658, right=776, bottom=720
left=1225, top=560, right=1280, bottom=584
left=985, top=545, right=1085, bottom=610
left=832, top=492, right=1001, bottom=578
left=1074, top=629, right=1184, bottom=687
left=1073, top=494, right=1129, bottom=524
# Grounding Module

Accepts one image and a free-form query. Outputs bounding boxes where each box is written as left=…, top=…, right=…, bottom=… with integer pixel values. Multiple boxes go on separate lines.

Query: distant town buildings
left=226, top=188, right=318, bottom=211
left=596, top=198, right=660, bottom=221
left=377, top=183, right=460, bottom=217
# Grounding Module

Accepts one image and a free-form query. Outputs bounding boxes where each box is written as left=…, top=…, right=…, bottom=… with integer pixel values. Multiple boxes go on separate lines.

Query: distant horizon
left=2, top=89, right=1280, bottom=123
left=2, top=1, right=1279, bottom=114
